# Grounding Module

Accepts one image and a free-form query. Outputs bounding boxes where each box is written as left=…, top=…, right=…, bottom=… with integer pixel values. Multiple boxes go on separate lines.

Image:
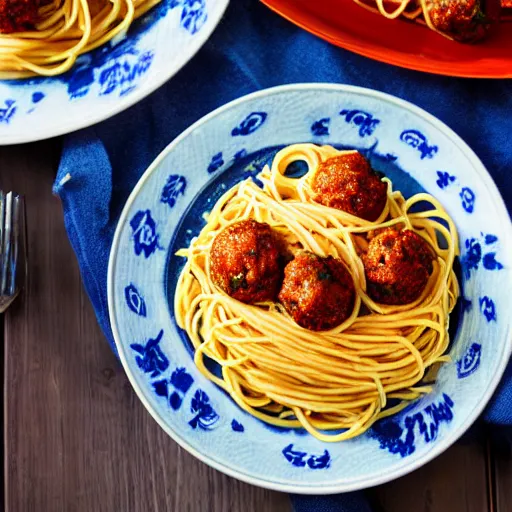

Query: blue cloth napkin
left=54, top=0, right=512, bottom=509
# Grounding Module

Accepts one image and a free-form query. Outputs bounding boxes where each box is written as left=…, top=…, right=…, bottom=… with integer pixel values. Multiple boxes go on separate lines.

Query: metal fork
left=0, top=191, right=27, bottom=313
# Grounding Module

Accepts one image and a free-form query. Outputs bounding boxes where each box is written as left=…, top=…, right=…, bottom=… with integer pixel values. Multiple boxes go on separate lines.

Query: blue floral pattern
left=463, top=238, right=482, bottom=277
left=457, top=343, right=482, bottom=378
left=282, top=444, right=331, bottom=469
left=25, top=92, right=46, bottom=114
left=459, top=187, right=476, bottom=213
left=434, top=171, right=475, bottom=214
left=124, top=284, right=147, bottom=317
left=462, top=234, right=503, bottom=278
left=436, top=171, right=456, bottom=189
left=153, top=379, right=170, bottom=397
left=152, top=367, right=195, bottom=411
left=98, top=51, right=154, bottom=97
left=480, top=296, right=497, bottom=322
left=231, top=112, right=267, bottom=136
left=369, top=394, right=454, bottom=457
left=282, top=444, right=307, bottom=467
left=130, top=210, right=160, bottom=258
left=208, top=152, right=225, bottom=173
left=180, top=0, right=208, bottom=34
left=161, top=174, right=187, bottom=208
left=400, top=129, right=438, bottom=159
left=483, top=253, right=503, bottom=271
left=189, top=390, right=219, bottom=430
left=0, top=100, right=16, bottom=124
left=482, top=235, right=503, bottom=270
left=339, top=109, right=380, bottom=137
left=231, top=420, right=245, bottom=432
left=130, top=330, right=169, bottom=378
left=171, top=367, right=194, bottom=393
left=170, top=392, right=183, bottom=410
left=311, top=118, right=330, bottom=136
left=32, top=92, right=45, bottom=104
left=66, top=38, right=155, bottom=99
left=307, top=451, right=331, bottom=469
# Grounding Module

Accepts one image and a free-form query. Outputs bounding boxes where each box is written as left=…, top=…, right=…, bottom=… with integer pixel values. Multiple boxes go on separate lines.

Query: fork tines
left=0, top=191, right=24, bottom=298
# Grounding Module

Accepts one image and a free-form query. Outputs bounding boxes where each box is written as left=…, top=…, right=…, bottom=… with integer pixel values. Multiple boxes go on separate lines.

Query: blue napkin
left=54, top=0, right=512, bottom=509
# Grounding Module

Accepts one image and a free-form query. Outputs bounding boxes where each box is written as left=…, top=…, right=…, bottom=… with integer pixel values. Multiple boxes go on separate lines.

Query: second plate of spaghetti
left=108, top=84, right=512, bottom=493
left=0, top=0, right=229, bottom=144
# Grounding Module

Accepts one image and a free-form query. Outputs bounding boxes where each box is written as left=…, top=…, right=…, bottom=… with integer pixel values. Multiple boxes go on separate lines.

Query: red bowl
left=261, top=0, right=512, bottom=78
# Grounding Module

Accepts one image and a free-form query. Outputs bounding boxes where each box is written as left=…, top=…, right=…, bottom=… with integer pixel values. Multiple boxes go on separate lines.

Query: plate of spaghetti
left=0, top=0, right=229, bottom=144
left=108, top=84, right=512, bottom=493
left=261, top=0, right=512, bottom=78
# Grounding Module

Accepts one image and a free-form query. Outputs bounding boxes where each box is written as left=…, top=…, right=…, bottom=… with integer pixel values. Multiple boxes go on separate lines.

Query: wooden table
left=1, top=140, right=511, bottom=512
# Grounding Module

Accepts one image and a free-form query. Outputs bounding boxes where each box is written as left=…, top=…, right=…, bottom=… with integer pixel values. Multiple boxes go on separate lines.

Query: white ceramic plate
left=108, top=84, right=512, bottom=493
left=0, top=0, right=229, bottom=145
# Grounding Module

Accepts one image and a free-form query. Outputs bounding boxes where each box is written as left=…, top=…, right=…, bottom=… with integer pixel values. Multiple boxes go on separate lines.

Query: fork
left=0, top=191, right=27, bottom=313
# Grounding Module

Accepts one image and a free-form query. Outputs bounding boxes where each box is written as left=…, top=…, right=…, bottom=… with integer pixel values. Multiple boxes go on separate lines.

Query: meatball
left=210, top=220, right=282, bottom=304
left=363, top=229, right=434, bottom=305
left=278, top=252, right=355, bottom=331
left=0, top=0, right=40, bottom=33
left=311, top=152, right=387, bottom=222
left=424, top=0, right=490, bottom=43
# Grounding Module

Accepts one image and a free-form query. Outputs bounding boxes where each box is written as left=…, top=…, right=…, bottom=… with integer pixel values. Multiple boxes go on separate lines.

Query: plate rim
left=0, top=0, right=230, bottom=146
left=260, top=0, right=512, bottom=79
left=108, top=83, right=512, bottom=494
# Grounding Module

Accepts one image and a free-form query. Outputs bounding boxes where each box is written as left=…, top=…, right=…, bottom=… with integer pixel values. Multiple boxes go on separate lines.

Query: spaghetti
left=0, top=0, right=161, bottom=79
left=175, top=144, right=460, bottom=442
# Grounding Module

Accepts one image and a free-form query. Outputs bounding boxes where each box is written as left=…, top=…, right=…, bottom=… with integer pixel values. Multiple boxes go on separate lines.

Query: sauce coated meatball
left=425, top=0, right=489, bottom=43
left=0, top=0, right=40, bottom=33
left=278, top=252, right=355, bottom=331
left=210, top=220, right=282, bottom=304
left=363, top=229, right=434, bottom=305
left=311, top=152, right=387, bottom=221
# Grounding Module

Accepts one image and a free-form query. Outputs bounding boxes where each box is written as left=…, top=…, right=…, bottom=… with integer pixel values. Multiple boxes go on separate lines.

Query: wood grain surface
left=1, top=141, right=509, bottom=512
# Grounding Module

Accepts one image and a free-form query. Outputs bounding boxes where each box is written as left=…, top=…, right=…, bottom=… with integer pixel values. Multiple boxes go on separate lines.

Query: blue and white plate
left=108, top=84, right=512, bottom=493
left=0, top=0, right=229, bottom=145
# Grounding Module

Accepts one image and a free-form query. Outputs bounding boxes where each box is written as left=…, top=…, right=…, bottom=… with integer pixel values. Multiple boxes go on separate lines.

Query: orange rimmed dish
left=261, top=0, right=512, bottom=78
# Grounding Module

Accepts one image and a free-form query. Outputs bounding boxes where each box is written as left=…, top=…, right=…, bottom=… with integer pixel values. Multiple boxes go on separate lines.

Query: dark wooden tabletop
left=1, top=140, right=511, bottom=512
